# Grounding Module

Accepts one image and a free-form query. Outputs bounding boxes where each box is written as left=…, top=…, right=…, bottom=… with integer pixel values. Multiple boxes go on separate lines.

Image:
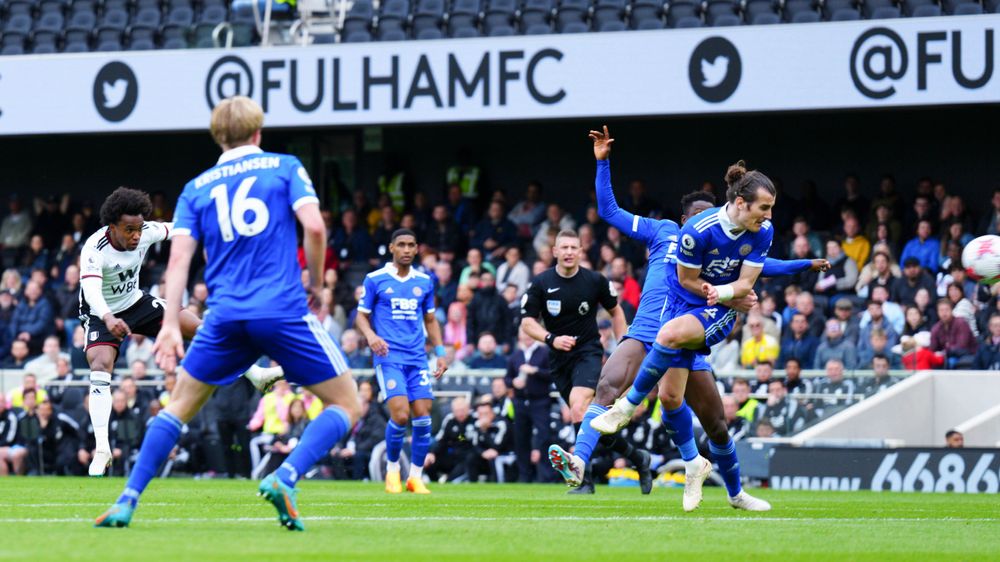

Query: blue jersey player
left=354, top=229, right=448, bottom=495
left=550, top=127, right=827, bottom=510
left=96, top=96, right=360, bottom=531
left=593, top=138, right=781, bottom=512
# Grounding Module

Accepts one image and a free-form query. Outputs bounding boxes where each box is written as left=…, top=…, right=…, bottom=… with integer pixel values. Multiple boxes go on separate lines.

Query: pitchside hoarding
left=0, top=15, right=997, bottom=135
left=770, top=447, right=1000, bottom=493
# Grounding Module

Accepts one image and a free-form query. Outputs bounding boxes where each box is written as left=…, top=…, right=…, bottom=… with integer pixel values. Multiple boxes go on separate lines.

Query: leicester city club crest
left=739, top=244, right=752, bottom=256
left=412, top=286, right=423, bottom=297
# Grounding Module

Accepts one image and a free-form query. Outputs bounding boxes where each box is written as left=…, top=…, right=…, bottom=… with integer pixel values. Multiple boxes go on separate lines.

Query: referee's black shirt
left=521, top=267, right=618, bottom=351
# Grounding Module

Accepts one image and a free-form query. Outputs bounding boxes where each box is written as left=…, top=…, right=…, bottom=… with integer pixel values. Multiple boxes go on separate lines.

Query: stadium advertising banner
left=0, top=15, right=998, bottom=134
left=769, top=447, right=1000, bottom=493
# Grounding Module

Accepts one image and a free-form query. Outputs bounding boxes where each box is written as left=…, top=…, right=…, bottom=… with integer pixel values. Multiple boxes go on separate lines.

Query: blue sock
left=626, top=343, right=677, bottom=406
left=573, top=404, right=607, bottom=465
left=709, top=438, right=742, bottom=497
left=276, top=406, right=351, bottom=487
left=665, top=400, right=698, bottom=461
left=410, top=416, right=432, bottom=467
left=117, top=411, right=182, bottom=507
left=384, top=419, right=406, bottom=463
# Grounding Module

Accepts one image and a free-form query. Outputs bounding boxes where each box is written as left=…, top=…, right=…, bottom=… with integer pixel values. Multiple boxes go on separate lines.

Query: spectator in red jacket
left=897, top=331, right=945, bottom=370
left=930, top=298, right=977, bottom=369
left=607, top=256, right=640, bottom=310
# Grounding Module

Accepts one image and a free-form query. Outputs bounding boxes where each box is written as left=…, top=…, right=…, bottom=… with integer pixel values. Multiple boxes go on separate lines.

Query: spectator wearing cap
left=0, top=195, right=33, bottom=269
left=892, top=257, right=937, bottom=306
left=814, top=318, right=858, bottom=369
left=741, top=313, right=779, bottom=368
left=974, top=315, right=1000, bottom=370
left=778, top=313, right=819, bottom=369
left=900, top=219, right=940, bottom=274
left=831, top=299, right=860, bottom=345
left=930, top=298, right=977, bottom=369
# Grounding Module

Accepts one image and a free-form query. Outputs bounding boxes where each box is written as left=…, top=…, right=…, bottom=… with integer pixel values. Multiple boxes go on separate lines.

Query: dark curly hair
left=100, top=187, right=153, bottom=226
left=680, top=190, right=716, bottom=217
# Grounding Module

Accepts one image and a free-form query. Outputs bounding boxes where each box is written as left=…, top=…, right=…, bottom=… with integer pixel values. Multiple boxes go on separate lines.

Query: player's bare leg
left=594, top=338, right=647, bottom=407
left=86, top=344, right=118, bottom=477
left=384, top=395, right=411, bottom=494
left=678, top=371, right=770, bottom=511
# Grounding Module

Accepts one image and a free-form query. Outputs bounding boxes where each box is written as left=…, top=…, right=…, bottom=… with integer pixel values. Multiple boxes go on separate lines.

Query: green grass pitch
left=1, top=478, right=997, bottom=561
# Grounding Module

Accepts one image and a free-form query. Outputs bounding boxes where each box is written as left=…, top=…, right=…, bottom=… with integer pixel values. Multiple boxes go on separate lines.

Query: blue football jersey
left=670, top=205, right=773, bottom=307
left=172, top=145, right=318, bottom=319
left=358, top=264, right=436, bottom=367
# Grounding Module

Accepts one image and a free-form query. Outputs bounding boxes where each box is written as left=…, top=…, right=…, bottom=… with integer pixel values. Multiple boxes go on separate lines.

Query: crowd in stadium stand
left=2, top=171, right=1000, bottom=481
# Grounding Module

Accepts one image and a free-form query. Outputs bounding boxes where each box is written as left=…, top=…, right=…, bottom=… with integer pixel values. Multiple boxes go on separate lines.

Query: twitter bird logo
left=102, top=79, right=128, bottom=108
left=700, top=56, right=730, bottom=88
left=689, top=37, right=741, bottom=103
left=93, top=62, right=138, bottom=122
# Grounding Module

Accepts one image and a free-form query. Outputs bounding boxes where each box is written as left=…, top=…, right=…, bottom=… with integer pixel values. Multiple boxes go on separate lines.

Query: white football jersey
left=79, top=222, right=172, bottom=315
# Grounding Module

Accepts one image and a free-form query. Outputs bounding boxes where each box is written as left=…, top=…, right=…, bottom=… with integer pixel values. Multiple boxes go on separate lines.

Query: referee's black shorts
left=550, top=342, right=603, bottom=403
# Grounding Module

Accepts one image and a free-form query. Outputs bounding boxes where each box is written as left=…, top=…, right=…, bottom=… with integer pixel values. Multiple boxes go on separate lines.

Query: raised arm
left=590, top=126, right=658, bottom=244
left=761, top=257, right=830, bottom=277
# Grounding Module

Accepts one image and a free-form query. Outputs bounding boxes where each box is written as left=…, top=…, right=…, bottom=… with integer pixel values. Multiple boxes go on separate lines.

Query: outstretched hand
left=810, top=259, right=832, bottom=272
left=588, top=125, right=614, bottom=160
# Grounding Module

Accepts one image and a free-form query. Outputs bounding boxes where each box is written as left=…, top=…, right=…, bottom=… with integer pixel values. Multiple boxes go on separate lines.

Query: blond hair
left=210, top=96, right=263, bottom=149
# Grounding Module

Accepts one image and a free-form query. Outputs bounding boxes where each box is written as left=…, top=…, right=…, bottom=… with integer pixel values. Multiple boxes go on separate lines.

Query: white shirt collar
left=384, top=263, right=416, bottom=282
left=217, top=145, right=263, bottom=164
left=522, top=342, right=540, bottom=361
left=717, top=204, right=745, bottom=240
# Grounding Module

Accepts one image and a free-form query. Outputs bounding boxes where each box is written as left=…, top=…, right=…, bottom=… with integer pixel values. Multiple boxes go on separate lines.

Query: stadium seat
left=162, top=35, right=187, bottom=48
left=65, top=9, right=96, bottom=31
left=483, top=0, right=515, bottom=30
left=226, top=11, right=258, bottom=46
left=33, top=11, right=65, bottom=33
left=448, top=0, right=480, bottom=28
left=31, top=33, right=59, bottom=52
left=592, top=0, right=625, bottom=24
left=160, top=6, right=194, bottom=40
left=415, top=25, right=443, bottom=38
left=558, top=19, right=589, bottom=31
left=132, top=7, right=163, bottom=30
left=377, top=22, right=407, bottom=40
left=450, top=23, right=480, bottom=36
left=63, top=37, right=90, bottom=50
left=782, top=0, right=815, bottom=21
left=342, top=0, right=374, bottom=31
left=629, top=0, right=663, bottom=23
left=343, top=28, right=373, bottom=41
left=378, top=0, right=410, bottom=27
left=709, top=12, right=741, bottom=24
left=3, top=0, right=36, bottom=16
left=667, top=2, right=701, bottom=27
left=633, top=14, right=664, bottom=27
left=745, top=0, right=779, bottom=24
left=597, top=18, right=625, bottom=29
left=950, top=1, right=983, bottom=13
left=486, top=22, right=515, bottom=34
left=557, top=0, right=590, bottom=22
left=523, top=21, right=553, bottom=33
left=908, top=3, right=941, bottom=15
left=829, top=6, right=860, bottom=18
left=520, top=0, right=555, bottom=26
left=97, top=7, right=129, bottom=31
left=128, top=33, right=156, bottom=49
left=95, top=29, right=123, bottom=50
left=412, top=0, right=444, bottom=31
left=791, top=8, right=820, bottom=20
left=4, top=13, right=33, bottom=35
left=37, top=0, right=68, bottom=14
left=1, top=40, right=26, bottom=55
left=194, top=4, right=227, bottom=33
left=868, top=4, right=901, bottom=17
left=986, top=0, right=1000, bottom=11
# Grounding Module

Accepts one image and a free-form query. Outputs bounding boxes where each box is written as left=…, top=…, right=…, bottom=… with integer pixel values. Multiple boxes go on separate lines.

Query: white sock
left=684, top=457, right=704, bottom=474
left=409, top=465, right=423, bottom=479
left=89, top=371, right=113, bottom=453
left=387, top=460, right=400, bottom=473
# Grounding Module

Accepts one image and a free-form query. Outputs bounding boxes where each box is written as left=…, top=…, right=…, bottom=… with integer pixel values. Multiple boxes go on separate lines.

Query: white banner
left=0, top=15, right=997, bottom=135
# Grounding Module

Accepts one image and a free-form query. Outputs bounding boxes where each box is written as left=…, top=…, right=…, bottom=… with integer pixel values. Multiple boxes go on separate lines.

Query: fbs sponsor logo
left=688, top=37, right=741, bottom=103
left=93, top=61, right=139, bottom=122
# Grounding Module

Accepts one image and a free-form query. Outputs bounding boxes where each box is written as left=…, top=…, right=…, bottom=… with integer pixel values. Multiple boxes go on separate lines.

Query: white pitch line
left=2, top=515, right=998, bottom=524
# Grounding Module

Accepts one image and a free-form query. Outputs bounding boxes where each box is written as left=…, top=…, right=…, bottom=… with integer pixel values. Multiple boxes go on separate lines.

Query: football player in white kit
left=79, top=187, right=282, bottom=476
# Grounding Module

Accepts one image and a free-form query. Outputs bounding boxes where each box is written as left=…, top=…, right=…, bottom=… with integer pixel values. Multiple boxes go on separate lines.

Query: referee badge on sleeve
left=546, top=300, right=561, bottom=316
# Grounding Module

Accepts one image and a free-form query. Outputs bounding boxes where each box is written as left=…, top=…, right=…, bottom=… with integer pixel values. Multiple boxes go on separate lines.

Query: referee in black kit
left=520, top=229, right=651, bottom=494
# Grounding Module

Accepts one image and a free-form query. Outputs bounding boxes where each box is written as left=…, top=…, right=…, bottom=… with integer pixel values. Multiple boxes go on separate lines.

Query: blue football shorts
left=374, top=363, right=434, bottom=402
left=182, top=313, right=350, bottom=387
